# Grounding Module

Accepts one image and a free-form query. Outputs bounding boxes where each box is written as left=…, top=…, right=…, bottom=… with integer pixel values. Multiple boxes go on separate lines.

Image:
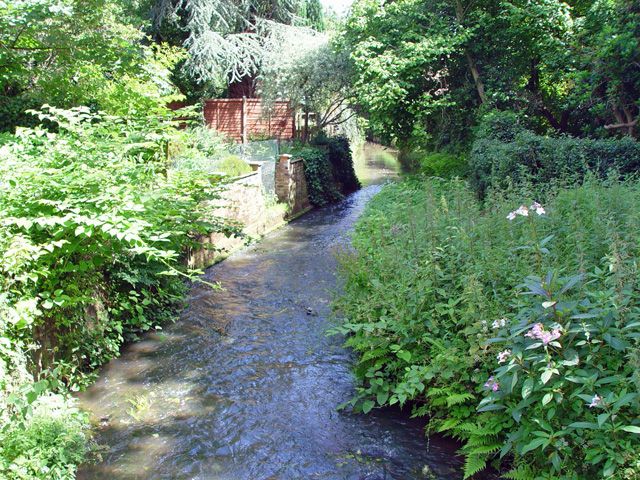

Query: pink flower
left=524, top=323, right=561, bottom=344
left=497, top=349, right=511, bottom=363
left=589, top=394, right=603, bottom=408
left=484, top=376, right=499, bottom=391
left=506, top=211, right=517, bottom=220
left=525, top=323, right=543, bottom=339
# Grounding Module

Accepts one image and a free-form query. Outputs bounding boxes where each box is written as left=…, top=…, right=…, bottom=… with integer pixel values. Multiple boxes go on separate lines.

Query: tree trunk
left=465, top=49, right=487, bottom=104
left=228, top=74, right=257, bottom=98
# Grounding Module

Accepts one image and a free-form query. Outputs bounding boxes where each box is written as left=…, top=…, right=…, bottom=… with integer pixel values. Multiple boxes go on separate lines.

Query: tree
left=573, top=0, right=640, bottom=138
left=0, top=0, right=183, bottom=131
left=305, top=0, right=324, bottom=31
left=343, top=0, right=621, bottom=147
left=150, top=0, right=303, bottom=97
left=258, top=25, right=357, bottom=141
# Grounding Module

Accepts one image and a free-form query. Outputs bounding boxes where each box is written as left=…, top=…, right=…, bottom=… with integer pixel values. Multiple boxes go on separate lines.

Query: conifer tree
left=306, top=0, right=325, bottom=32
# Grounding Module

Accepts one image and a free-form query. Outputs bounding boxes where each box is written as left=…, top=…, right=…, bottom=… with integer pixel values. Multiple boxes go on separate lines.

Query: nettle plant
left=478, top=203, right=640, bottom=480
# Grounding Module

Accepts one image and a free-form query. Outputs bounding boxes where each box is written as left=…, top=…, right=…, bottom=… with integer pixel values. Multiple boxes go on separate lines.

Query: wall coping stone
left=229, top=171, right=260, bottom=182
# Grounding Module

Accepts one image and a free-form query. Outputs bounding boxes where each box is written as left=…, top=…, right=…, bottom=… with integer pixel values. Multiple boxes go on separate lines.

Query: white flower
left=507, top=211, right=517, bottom=220
left=497, top=349, right=511, bottom=363
left=530, top=201, right=545, bottom=215
left=515, top=205, right=529, bottom=216
left=492, top=318, right=507, bottom=329
left=588, top=394, right=603, bottom=408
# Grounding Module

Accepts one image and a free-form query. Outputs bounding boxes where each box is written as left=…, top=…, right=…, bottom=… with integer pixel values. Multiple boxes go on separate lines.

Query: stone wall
left=275, top=154, right=312, bottom=219
left=188, top=156, right=311, bottom=269
left=188, top=172, right=286, bottom=269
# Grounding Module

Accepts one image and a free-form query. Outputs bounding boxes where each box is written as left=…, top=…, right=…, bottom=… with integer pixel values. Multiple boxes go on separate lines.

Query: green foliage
left=331, top=174, right=640, bottom=479
left=313, top=134, right=360, bottom=193
left=399, top=150, right=469, bottom=178
left=296, top=146, right=343, bottom=206
left=0, top=104, right=243, bottom=479
left=305, top=0, right=325, bottom=32
left=0, top=105, right=240, bottom=386
left=344, top=0, right=639, bottom=146
left=219, top=155, right=253, bottom=178
left=151, top=0, right=301, bottom=86
left=0, top=0, right=187, bottom=132
left=1, top=392, right=89, bottom=480
left=469, top=123, right=640, bottom=200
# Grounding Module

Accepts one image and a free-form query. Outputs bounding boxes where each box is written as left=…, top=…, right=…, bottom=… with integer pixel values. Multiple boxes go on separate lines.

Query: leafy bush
left=296, top=146, right=343, bottom=206
left=473, top=110, right=528, bottom=143
left=315, top=135, right=361, bottom=194
left=0, top=392, right=89, bottom=480
left=295, top=134, right=360, bottom=206
left=218, top=154, right=253, bottom=177
left=0, top=105, right=243, bottom=479
left=331, top=176, right=640, bottom=479
left=399, top=150, right=469, bottom=178
left=469, top=125, right=640, bottom=200
left=170, top=125, right=229, bottom=161
left=0, top=95, right=48, bottom=134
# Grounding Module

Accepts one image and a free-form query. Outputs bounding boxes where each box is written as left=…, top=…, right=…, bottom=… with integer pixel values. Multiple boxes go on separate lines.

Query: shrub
left=0, top=392, right=89, bottom=480
left=399, top=150, right=469, bottom=178
left=469, top=126, right=640, bottom=200
left=218, top=154, right=253, bottom=178
left=0, top=105, right=241, bottom=388
left=320, top=135, right=361, bottom=194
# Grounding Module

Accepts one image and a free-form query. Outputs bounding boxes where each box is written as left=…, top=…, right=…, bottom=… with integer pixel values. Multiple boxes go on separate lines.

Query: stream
left=76, top=144, right=469, bottom=480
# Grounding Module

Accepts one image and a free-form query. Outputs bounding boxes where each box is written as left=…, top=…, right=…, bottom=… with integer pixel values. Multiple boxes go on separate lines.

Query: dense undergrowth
left=0, top=106, right=241, bottom=479
left=331, top=174, right=640, bottom=479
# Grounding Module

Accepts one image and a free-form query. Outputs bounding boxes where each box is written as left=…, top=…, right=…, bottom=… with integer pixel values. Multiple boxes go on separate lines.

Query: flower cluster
left=497, top=349, right=511, bottom=363
left=524, top=323, right=562, bottom=344
left=492, top=318, right=507, bottom=329
left=507, top=201, right=546, bottom=220
left=484, top=376, right=499, bottom=391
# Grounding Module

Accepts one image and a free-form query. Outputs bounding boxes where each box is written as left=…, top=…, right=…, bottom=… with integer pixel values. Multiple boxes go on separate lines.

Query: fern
left=446, top=392, right=475, bottom=406
left=453, top=421, right=480, bottom=433
left=437, top=417, right=462, bottom=433
left=463, top=454, right=487, bottom=479
left=464, top=434, right=499, bottom=447
left=360, top=347, right=389, bottom=362
left=466, top=443, right=501, bottom=455
left=503, top=465, right=536, bottom=480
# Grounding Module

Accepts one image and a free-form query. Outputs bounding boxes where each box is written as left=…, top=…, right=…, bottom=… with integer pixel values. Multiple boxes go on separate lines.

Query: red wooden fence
left=203, top=98, right=295, bottom=143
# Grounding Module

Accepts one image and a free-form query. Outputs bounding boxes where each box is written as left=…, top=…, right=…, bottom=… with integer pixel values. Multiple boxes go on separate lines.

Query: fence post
left=241, top=96, right=247, bottom=144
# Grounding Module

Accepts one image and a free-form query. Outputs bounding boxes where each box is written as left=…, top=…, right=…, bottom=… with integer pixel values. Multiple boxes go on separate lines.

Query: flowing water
left=77, top=144, right=470, bottom=480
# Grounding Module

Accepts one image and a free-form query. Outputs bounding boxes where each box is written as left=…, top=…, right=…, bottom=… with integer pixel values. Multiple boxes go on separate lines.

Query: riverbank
left=331, top=174, right=640, bottom=479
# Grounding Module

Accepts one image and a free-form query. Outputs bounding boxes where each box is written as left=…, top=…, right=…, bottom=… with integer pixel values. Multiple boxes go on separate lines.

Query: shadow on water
left=77, top=144, right=490, bottom=480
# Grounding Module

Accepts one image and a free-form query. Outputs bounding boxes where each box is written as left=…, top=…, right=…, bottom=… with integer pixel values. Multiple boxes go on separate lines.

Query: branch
left=0, top=41, right=70, bottom=52
left=604, top=119, right=638, bottom=130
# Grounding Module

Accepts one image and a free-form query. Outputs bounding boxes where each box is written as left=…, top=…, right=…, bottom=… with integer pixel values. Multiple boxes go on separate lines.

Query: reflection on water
left=76, top=144, right=473, bottom=480
left=353, top=143, right=402, bottom=186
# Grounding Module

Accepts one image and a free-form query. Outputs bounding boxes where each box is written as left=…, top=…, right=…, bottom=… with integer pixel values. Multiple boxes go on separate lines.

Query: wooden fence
left=203, top=98, right=295, bottom=143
